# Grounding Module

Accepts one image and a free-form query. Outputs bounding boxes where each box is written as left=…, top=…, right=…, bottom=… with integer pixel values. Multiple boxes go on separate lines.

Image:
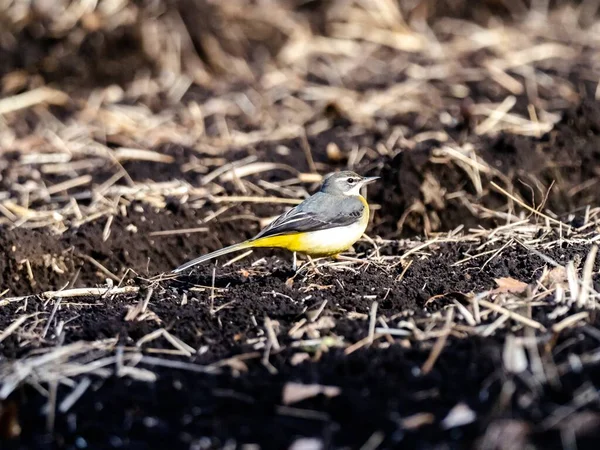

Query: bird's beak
left=361, top=176, right=380, bottom=185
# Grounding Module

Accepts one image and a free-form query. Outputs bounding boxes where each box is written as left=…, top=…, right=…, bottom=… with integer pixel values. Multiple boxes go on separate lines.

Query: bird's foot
left=333, top=254, right=366, bottom=264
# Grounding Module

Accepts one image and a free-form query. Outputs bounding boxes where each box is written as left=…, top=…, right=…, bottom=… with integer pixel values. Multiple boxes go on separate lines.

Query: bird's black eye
left=347, top=177, right=356, bottom=184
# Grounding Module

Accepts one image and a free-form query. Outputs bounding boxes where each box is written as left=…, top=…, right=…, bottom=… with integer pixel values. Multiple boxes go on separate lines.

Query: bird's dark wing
left=252, top=194, right=364, bottom=240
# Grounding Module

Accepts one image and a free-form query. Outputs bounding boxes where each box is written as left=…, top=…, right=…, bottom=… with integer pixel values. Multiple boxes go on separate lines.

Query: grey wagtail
left=172, top=171, right=379, bottom=273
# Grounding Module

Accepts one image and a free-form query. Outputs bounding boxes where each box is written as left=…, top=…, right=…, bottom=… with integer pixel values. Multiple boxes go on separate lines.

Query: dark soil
left=2, top=204, right=600, bottom=449
left=3, top=2, right=600, bottom=450
left=3, top=86, right=600, bottom=450
left=1, top=217, right=593, bottom=358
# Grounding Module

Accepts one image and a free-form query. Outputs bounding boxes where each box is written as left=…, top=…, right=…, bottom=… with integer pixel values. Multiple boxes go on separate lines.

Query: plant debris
left=1, top=0, right=600, bottom=448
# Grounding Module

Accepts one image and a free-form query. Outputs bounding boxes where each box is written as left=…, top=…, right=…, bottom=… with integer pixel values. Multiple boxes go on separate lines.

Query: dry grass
left=1, top=0, right=600, bottom=444
left=2, top=205, right=600, bottom=401
left=0, top=1, right=598, bottom=231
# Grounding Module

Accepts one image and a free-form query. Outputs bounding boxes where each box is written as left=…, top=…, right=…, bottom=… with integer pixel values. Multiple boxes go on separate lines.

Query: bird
left=172, top=171, right=379, bottom=273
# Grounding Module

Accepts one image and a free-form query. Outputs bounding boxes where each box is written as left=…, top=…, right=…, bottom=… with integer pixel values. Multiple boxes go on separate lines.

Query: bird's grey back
left=252, top=192, right=365, bottom=239
left=301, top=191, right=362, bottom=215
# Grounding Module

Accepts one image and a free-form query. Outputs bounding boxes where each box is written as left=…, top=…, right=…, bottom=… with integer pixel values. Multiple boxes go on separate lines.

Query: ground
left=1, top=1, right=600, bottom=449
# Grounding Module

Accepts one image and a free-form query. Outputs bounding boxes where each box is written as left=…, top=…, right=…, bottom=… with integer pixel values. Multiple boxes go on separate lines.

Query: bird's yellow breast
left=251, top=195, right=369, bottom=257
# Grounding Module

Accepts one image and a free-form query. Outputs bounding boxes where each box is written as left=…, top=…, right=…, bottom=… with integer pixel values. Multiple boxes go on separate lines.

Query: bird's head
left=319, top=171, right=379, bottom=196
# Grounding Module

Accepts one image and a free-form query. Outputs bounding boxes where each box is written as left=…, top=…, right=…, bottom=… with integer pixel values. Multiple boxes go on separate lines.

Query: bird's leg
left=335, top=254, right=364, bottom=263
left=292, top=251, right=297, bottom=272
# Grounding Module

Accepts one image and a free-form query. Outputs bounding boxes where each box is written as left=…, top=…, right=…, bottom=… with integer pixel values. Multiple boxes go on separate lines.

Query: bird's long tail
left=172, top=241, right=253, bottom=274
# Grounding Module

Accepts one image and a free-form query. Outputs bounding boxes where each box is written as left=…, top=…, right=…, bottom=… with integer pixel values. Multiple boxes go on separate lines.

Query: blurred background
left=0, top=0, right=596, bottom=91
left=0, top=0, right=599, bottom=240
